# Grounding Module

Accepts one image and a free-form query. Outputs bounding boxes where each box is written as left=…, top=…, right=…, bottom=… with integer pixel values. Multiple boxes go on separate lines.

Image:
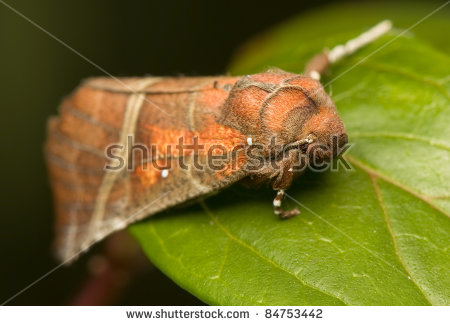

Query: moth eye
left=305, top=99, right=317, bottom=110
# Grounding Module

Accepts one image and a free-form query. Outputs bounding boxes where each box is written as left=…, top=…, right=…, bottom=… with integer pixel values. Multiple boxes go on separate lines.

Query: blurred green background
left=0, top=0, right=447, bottom=305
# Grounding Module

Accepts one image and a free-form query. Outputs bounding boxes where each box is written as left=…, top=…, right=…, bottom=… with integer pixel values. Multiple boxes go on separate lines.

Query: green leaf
left=130, top=4, right=450, bottom=305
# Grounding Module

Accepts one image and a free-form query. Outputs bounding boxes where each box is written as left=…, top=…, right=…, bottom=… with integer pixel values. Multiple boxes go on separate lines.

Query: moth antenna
left=328, top=20, right=392, bottom=64
left=328, top=83, right=333, bottom=96
left=305, top=20, right=393, bottom=80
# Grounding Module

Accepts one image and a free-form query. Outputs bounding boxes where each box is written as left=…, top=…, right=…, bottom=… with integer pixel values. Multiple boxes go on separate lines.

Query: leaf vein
left=347, top=156, right=450, bottom=219
left=351, top=131, right=450, bottom=152
left=347, top=60, right=450, bottom=100
left=200, top=201, right=348, bottom=305
left=148, top=224, right=261, bottom=304
left=369, top=176, right=433, bottom=304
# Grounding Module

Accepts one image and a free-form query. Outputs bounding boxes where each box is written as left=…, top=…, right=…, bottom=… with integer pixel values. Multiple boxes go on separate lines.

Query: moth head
left=300, top=106, right=348, bottom=163
left=223, top=72, right=347, bottom=161
left=257, top=74, right=347, bottom=162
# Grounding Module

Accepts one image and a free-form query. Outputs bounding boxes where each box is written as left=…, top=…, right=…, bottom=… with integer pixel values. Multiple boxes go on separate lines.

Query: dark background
left=0, top=0, right=443, bottom=305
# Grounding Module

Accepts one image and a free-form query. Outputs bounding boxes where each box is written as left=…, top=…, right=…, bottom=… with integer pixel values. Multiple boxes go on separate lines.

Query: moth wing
left=45, top=76, right=247, bottom=262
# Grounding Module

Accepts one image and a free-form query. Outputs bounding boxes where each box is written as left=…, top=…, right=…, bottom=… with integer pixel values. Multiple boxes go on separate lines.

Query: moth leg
left=273, top=190, right=300, bottom=219
left=272, top=153, right=300, bottom=219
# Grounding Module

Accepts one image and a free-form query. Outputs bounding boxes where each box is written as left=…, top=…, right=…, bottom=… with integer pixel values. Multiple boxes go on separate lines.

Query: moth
left=45, top=21, right=392, bottom=262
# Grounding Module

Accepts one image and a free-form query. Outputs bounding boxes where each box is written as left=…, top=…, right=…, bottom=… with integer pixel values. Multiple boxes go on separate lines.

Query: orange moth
left=45, top=21, right=392, bottom=262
